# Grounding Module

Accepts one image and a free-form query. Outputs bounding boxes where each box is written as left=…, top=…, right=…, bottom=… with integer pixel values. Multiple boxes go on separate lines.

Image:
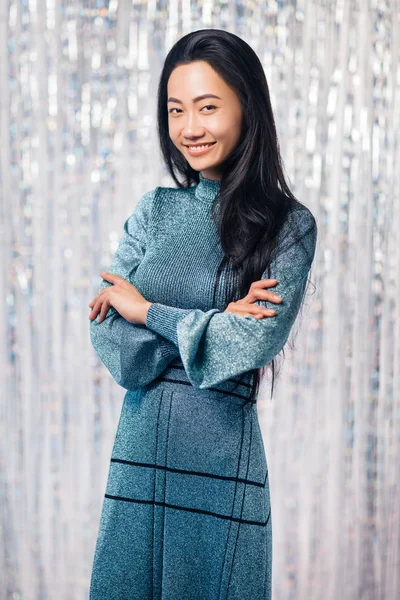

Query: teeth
left=189, top=143, right=214, bottom=150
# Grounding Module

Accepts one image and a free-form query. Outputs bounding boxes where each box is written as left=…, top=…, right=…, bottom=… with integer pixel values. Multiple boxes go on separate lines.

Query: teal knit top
left=90, top=172, right=317, bottom=395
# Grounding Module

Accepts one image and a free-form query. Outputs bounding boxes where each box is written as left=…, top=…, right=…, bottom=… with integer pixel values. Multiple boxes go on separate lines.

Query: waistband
left=151, top=356, right=257, bottom=405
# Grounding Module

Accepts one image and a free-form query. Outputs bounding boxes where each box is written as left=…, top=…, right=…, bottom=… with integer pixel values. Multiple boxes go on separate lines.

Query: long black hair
left=157, top=28, right=314, bottom=403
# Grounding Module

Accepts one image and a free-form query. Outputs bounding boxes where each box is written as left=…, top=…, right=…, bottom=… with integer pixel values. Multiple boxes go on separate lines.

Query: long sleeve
left=145, top=207, right=318, bottom=389
left=90, top=188, right=180, bottom=391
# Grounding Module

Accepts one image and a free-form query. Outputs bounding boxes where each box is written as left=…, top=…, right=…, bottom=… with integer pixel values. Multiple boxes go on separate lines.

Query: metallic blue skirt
left=90, top=358, right=272, bottom=600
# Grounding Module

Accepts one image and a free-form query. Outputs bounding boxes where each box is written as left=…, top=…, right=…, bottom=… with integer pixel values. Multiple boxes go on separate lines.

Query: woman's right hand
left=224, top=278, right=281, bottom=320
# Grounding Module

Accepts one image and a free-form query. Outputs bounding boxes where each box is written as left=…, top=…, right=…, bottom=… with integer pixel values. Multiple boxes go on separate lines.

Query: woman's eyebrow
left=167, top=93, right=222, bottom=104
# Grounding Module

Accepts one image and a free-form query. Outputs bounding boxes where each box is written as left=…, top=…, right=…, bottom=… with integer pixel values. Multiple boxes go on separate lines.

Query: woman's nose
left=181, top=112, right=204, bottom=137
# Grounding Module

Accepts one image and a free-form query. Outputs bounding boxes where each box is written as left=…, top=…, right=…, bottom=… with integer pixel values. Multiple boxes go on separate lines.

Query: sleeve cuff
left=146, top=303, right=192, bottom=345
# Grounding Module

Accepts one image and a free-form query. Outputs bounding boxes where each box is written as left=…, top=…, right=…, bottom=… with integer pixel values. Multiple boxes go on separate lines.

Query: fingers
left=88, top=303, right=99, bottom=320
left=88, top=279, right=122, bottom=322
left=225, top=303, right=276, bottom=319
left=88, top=273, right=122, bottom=310
left=243, top=309, right=276, bottom=319
left=100, top=271, right=118, bottom=283
left=88, top=294, right=111, bottom=322
left=88, top=288, right=106, bottom=309
left=100, top=271, right=130, bottom=287
left=247, top=279, right=282, bottom=305
left=252, top=288, right=282, bottom=304
left=252, top=308, right=277, bottom=318
left=238, top=279, right=280, bottom=305
left=88, top=297, right=102, bottom=320
left=98, top=298, right=111, bottom=323
left=238, top=289, right=282, bottom=306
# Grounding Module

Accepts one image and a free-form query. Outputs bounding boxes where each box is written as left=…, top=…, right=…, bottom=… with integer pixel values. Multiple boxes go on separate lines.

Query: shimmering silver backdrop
left=1, top=1, right=398, bottom=599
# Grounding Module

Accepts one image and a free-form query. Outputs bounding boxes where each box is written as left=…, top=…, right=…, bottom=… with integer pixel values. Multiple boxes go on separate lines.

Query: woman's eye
left=168, top=105, right=216, bottom=114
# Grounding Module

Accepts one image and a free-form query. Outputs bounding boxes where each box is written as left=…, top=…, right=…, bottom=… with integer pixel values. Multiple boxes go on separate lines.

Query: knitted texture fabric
left=89, top=172, right=317, bottom=600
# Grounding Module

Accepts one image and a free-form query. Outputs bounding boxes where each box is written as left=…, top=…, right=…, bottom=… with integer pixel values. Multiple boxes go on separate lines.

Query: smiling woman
left=89, top=28, right=317, bottom=600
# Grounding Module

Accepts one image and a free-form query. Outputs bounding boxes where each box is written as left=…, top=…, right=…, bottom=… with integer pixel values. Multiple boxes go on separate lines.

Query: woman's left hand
left=88, top=272, right=152, bottom=325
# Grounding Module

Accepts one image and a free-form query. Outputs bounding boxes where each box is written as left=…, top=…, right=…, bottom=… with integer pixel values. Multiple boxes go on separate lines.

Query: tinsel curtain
left=1, top=1, right=399, bottom=599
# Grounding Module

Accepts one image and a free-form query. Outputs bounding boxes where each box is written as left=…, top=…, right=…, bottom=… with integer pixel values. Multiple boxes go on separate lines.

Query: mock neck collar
left=194, top=172, right=221, bottom=204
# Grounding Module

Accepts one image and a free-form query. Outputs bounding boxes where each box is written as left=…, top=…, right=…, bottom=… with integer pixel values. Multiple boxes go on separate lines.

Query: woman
left=88, top=29, right=317, bottom=600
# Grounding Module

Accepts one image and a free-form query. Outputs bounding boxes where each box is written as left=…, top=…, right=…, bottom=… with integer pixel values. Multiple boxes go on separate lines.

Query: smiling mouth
left=184, top=142, right=216, bottom=148
left=184, top=142, right=217, bottom=156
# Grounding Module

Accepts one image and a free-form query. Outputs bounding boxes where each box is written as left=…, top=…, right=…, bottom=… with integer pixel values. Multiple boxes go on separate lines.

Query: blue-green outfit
left=89, top=173, right=317, bottom=599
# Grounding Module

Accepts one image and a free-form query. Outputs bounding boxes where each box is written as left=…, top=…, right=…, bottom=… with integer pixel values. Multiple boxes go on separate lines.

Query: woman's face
left=167, top=60, right=242, bottom=181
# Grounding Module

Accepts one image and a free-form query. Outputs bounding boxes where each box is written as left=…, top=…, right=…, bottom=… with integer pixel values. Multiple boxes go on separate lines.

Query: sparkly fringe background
left=1, top=1, right=399, bottom=599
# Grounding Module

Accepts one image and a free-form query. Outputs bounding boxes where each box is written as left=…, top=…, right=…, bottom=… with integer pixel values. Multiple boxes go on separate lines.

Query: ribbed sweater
left=90, top=172, right=317, bottom=395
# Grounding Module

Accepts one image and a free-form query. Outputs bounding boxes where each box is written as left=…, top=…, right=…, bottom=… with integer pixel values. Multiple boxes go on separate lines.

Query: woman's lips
left=185, top=142, right=217, bottom=156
